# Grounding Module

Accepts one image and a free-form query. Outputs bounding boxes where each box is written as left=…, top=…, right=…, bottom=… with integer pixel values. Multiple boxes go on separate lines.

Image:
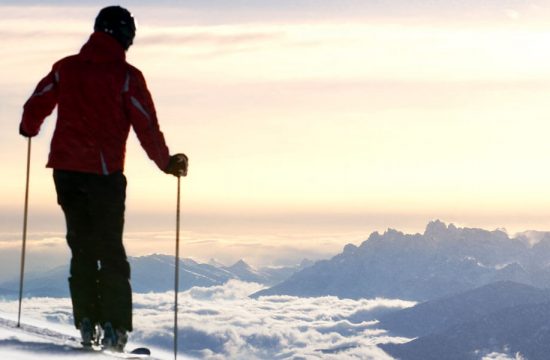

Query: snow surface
left=0, top=313, right=173, bottom=360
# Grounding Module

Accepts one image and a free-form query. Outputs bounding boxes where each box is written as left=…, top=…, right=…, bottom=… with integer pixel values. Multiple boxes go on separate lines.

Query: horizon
left=1, top=219, right=548, bottom=283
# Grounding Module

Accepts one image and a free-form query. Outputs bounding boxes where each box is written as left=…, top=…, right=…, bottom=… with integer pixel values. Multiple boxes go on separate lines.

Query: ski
left=83, top=345, right=151, bottom=359
left=103, top=347, right=151, bottom=359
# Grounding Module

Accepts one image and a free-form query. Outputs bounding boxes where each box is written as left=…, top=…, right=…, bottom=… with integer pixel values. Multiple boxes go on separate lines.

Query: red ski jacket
left=20, top=32, right=170, bottom=175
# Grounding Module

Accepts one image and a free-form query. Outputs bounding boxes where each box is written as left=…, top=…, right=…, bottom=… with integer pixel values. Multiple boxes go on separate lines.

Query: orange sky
left=3, top=3, right=550, bottom=243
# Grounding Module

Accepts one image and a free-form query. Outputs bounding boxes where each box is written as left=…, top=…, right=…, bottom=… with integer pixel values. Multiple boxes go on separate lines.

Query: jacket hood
left=79, top=31, right=126, bottom=63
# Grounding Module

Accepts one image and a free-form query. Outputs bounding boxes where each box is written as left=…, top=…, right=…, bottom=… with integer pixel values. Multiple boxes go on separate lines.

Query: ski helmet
left=94, top=6, right=136, bottom=50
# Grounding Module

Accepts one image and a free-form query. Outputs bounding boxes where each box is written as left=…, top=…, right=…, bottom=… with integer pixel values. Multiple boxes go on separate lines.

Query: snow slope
left=0, top=316, right=139, bottom=359
left=0, top=311, right=191, bottom=360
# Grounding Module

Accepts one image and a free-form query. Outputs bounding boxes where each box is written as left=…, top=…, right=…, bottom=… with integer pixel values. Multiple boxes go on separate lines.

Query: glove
left=165, top=153, right=188, bottom=177
left=19, top=124, right=32, bottom=138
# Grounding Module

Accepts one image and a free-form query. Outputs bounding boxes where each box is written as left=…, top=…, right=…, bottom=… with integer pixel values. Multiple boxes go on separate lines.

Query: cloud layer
left=2, top=280, right=415, bottom=359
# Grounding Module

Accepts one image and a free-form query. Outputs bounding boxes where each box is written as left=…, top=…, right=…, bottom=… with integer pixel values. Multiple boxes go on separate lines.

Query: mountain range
left=379, top=281, right=550, bottom=360
left=0, top=254, right=311, bottom=299
left=253, top=220, right=550, bottom=301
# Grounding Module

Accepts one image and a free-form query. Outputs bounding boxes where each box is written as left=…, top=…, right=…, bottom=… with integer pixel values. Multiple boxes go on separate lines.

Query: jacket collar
left=79, top=32, right=126, bottom=62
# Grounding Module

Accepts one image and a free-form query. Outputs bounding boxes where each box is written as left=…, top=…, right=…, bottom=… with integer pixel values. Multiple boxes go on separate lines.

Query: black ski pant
left=53, top=170, right=132, bottom=332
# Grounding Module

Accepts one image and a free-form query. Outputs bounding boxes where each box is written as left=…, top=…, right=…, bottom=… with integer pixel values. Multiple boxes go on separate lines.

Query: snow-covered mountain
left=0, top=255, right=308, bottom=298
left=0, top=264, right=69, bottom=298
left=253, top=220, right=550, bottom=301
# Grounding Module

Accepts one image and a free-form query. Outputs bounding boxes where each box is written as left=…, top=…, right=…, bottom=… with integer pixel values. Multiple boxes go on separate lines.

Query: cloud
left=2, top=280, right=414, bottom=359
left=482, top=351, right=526, bottom=360
left=503, top=9, right=521, bottom=20
left=120, top=229, right=352, bottom=268
left=132, top=281, right=413, bottom=359
left=138, top=29, right=283, bottom=48
left=0, top=232, right=69, bottom=282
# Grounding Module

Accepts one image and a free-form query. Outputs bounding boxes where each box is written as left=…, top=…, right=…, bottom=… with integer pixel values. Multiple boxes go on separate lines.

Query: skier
left=18, top=6, right=188, bottom=351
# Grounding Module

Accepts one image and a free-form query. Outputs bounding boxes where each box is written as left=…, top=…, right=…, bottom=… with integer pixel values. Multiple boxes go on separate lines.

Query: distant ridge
left=253, top=220, right=550, bottom=301
left=0, top=254, right=309, bottom=298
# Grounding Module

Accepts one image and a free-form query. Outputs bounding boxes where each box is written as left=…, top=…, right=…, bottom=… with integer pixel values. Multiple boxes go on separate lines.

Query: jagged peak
left=367, top=231, right=382, bottom=240
left=343, top=243, right=358, bottom=254
left=229, top=259, right=252, bottom=270
left=424, top=219, right=448, bottom=235
left=384, top=228, right=405, bottom=236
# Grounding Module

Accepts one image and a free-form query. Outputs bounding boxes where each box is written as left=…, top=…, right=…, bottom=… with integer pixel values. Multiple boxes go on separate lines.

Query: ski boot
left=102, top=322, right=128, bottom=352
left=80, top=318, right=101, bottom=348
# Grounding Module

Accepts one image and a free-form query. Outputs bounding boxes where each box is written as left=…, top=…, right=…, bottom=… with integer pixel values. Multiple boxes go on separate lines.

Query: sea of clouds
left=0, top=280, right=524, bottom=360
left=1, top=280, right=415, bottom=359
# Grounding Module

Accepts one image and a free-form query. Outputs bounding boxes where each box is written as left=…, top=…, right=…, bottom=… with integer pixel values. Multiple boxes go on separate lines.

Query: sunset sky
left=2, top=1, right=550, bottom=268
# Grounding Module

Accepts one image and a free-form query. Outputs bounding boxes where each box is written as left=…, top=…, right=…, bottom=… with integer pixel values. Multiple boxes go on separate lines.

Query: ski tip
left=129, top=347, right=151, bottom=355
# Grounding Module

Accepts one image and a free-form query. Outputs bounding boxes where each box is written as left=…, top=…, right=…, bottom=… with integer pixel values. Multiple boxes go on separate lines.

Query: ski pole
left=17, top=137, right=32, bottom=328
left=174, top=174, right=181, bottom=360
